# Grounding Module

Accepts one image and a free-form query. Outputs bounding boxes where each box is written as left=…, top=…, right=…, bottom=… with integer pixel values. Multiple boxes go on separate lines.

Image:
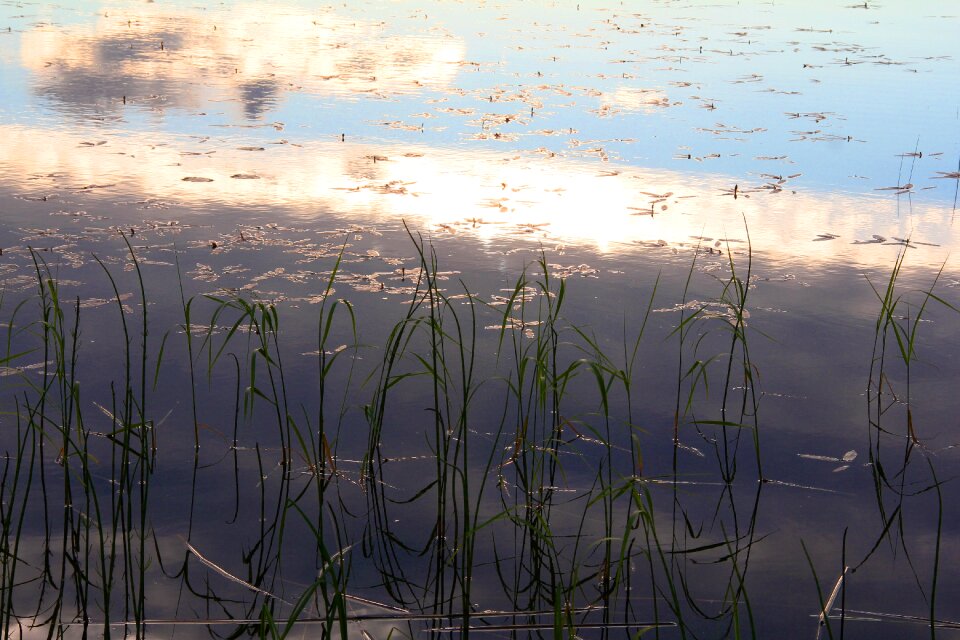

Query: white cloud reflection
left=20, top=3, right=465, bottom=115
left=2, top=123, right=954, bottom=270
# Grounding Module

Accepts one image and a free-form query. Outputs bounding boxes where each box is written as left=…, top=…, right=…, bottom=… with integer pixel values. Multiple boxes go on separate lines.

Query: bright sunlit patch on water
left=1, top=123, right=954, bottom=269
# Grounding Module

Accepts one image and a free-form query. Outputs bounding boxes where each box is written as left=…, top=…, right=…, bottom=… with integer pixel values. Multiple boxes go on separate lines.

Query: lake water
left=1, top=1, right=959, bottom=638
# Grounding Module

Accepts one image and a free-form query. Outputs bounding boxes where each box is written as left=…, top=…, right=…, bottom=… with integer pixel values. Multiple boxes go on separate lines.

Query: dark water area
left=1, top=1, right=960, bottom=638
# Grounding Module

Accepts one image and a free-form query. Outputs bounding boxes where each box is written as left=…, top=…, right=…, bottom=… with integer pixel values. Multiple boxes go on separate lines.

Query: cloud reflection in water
left=1, top=123, right=953, bottom=270
left=20, top=3, right=465, bottom=117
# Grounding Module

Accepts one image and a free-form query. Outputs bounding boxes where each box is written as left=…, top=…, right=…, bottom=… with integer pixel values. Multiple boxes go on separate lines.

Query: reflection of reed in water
left=1, top=229, right=958, bottom=637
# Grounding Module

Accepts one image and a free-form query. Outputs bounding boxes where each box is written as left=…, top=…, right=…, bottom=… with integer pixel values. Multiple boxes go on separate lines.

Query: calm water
left=1, top=1, right=959, bottom=638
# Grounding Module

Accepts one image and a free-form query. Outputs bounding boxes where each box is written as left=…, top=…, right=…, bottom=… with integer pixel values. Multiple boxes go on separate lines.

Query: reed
left=0, top=228, right=955, bottom=638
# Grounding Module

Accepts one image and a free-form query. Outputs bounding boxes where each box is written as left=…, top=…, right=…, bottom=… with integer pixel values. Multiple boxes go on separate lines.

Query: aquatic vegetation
left=0, top=228, right=956, bottom=638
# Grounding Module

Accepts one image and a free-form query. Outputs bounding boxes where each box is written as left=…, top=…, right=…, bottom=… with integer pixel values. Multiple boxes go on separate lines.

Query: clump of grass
left=856, top=249, right=957, bottom=635
left=8, top=226, right=956, bottom=638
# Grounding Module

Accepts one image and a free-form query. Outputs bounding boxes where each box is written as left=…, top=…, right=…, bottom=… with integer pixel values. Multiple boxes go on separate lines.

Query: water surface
left=1, top=1, right=959, bottom=638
